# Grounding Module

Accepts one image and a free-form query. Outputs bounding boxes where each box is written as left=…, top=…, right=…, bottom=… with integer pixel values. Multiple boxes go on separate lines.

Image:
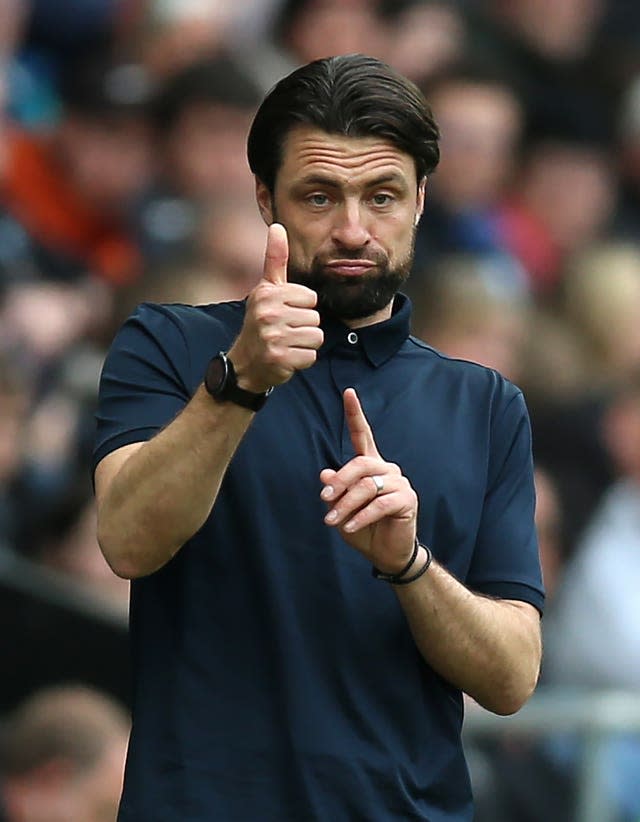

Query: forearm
left=97, top=385, right=253, bottom=578
left=395, top=549, right=542, bottom=715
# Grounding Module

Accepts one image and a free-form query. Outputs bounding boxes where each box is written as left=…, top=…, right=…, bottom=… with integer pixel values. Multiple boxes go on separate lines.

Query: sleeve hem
left=92, top=428, right=160, bottom=474
left=470, top=580, right=545, bottom=615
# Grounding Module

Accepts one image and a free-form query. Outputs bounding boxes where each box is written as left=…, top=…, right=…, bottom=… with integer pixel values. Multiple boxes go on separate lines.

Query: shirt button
left=347, top=331, right=358, bottom=345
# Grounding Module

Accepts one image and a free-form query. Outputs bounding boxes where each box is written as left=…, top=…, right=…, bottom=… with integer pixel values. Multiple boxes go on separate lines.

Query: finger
left=320, top=455, right=394, bottom=502
left=263, top=223, right=288, bottom=285
left=285, top=308, right=320, bottom=328
left=323, top=474, right=396, bottom=527
left=344, top=387, right=379, bottom=458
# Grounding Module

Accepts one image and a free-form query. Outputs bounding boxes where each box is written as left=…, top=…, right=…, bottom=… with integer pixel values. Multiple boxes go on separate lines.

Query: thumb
left=262, top=223, right=289, bottom=285
left=344, top=387, right=380, bottom=458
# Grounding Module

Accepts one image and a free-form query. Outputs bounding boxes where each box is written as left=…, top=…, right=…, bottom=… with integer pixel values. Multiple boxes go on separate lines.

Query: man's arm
left=95, top=224, right=323, bottom=579
left=394, top=565, right=541, bottom=716
left=320, top=388, right=542, bottom=716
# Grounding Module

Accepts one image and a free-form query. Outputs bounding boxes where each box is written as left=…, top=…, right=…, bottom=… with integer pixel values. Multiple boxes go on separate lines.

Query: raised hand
left=228, top=223, right=323, bottom=392
left=320, top=388, right=418, bottom=573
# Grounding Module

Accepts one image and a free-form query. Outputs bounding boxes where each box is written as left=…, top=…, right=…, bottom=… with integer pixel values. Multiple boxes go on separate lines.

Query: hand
left=228, top=223, right=323, bottom=392
left=320, top=388, right=418, bottom=573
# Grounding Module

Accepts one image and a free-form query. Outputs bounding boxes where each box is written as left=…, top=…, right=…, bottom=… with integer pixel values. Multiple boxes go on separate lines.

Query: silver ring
left=371, top=475, right=385, bottom=495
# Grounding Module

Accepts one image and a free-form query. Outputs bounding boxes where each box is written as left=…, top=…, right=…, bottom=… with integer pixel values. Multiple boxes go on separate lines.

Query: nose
left=330, top=200, right=371, bottom=250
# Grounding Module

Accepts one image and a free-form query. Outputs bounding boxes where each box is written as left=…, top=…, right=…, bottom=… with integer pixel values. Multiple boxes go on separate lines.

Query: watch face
left=205, top=355, right=227, bottom=396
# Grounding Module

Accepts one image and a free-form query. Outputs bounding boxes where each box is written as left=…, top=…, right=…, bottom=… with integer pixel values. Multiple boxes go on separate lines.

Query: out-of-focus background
left=1, top=1, right=639, bottom=820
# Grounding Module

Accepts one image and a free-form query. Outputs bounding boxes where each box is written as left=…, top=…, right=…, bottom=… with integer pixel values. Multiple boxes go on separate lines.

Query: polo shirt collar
left=319, top=293, right=412, bottom=367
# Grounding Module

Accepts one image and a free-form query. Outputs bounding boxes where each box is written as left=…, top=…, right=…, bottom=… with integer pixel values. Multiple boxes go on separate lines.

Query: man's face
left=256, top=125, right=425, bottom=322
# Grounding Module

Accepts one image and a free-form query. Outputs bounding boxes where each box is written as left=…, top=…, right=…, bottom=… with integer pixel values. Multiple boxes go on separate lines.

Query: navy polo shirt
left=94, top=294, right=544, bottom=822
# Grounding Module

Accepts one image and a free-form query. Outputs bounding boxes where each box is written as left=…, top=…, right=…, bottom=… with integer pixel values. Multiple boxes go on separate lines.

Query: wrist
left=226, top=346, right=272, bottom=394
left=204, top=352, right=272, bottom=411
left=372, top=540, right=433, bottom=585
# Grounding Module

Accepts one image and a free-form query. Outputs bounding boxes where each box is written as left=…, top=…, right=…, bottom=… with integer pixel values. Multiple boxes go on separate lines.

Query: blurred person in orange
left=0, top=684, right=128, bottom=822
left=1, top=52, right=153, bottom=288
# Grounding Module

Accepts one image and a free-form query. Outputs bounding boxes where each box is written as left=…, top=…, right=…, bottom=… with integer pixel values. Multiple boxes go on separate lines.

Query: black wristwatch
left=204, top=352, right=272, bottom=411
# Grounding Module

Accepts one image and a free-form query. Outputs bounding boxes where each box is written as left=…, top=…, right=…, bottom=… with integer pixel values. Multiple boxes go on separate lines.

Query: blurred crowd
left=1, top=1, right=640, bottom=820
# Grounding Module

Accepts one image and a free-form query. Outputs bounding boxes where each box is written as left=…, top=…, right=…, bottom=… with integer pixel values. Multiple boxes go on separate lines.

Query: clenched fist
left=228, top=224, right=324, bottom=392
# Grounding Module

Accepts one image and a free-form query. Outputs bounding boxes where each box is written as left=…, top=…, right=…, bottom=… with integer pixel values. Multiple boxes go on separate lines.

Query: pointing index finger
left=344, top=388, right=380, bottom=457
left=263, top=223, right=288, bottom=285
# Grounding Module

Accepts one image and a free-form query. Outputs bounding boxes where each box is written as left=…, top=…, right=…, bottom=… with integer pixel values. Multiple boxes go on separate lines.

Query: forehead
left=278, top=125, right=417, bottom=189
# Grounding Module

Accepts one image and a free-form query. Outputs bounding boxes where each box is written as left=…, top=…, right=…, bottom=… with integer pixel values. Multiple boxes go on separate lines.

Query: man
left=94, top=54, right=543, bottom=821
left=0, top=685, right=128, bottom=822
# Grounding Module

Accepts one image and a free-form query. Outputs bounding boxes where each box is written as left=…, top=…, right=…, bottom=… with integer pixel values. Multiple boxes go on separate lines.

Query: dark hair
left=247, top=54, right=440, bottom=192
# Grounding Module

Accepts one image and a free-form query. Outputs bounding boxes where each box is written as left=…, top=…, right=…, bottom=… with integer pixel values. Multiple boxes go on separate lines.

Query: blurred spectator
left=0, top=52, right=153, bottom=288
left=135, top=55, right=261, bottom=263
left=466, top=0, right=612, bottom=144
left=542, top=375, right=640, bottom=822
left=414, top=66, right=524, bottom=276
left=472, top=464, right=572, bottom=822
left=196, top=196, right=269, bottom=296
left=545, top=375, right=640, bottom=690
left=37, top=488, right=129, bottom=616
left=0, top=280, right=112, bottom=379
left=411, top=254, right=530, bottom=384
left=560, top=242, right=640, bottom=387
left=137, top=0, right=239, bottom=79
left=497, top=137, right=616, bottom=293
left=614, top=73, right=640, bottom=239
left=0, top=0, right=27, bottom=59
left=0, top=684, right=128, bottom=822
left=275, top=0, right=387, bottom=66
left=382, top=1, right=467, bottom=86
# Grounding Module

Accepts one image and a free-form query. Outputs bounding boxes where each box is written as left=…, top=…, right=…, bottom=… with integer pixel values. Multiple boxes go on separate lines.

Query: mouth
left=323, top=260, right=377, bottom=277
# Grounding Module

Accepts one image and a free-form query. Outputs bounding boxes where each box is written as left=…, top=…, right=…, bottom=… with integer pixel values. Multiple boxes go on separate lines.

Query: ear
left=255, top=178, right=274, bottom=226
left=414, top=177, right=427, bottom=226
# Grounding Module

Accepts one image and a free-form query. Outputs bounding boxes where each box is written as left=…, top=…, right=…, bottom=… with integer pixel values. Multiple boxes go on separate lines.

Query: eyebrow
left=294, top=172, right=409, bottom=191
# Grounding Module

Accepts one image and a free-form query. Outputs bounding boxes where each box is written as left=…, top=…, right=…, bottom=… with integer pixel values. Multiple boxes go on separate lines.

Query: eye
left=371, top=192, right=394, bottom=207
left=307, top=193, right=330, bottom=207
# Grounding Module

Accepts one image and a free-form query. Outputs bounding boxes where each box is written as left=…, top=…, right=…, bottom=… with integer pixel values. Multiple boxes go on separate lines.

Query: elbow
left=98, top=538, right=144, bottom=580
left=97, top=524, right=156, bottom=580
left=478, top=667, right=541, bottom=717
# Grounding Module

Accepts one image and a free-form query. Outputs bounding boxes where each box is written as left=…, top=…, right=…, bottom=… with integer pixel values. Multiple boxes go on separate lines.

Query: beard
left=286, top=239, right=415, bottom=322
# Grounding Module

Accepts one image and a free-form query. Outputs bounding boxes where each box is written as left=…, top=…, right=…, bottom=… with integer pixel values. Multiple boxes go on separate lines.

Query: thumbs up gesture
left=320, top=388, right=418, bottom=573
left=228, top=223, right=323, bottom=392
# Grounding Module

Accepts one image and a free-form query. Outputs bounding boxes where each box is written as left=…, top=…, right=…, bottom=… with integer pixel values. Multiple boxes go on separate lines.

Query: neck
left=343, top=300, right=395, bottom=329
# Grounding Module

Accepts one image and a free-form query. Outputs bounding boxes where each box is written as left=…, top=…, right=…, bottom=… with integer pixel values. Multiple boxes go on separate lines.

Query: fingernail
left=321, top=486, right=334, bottom=500
left=344, top=519, right=356, bottom=532
left=325, top=510, right=337, bottom=523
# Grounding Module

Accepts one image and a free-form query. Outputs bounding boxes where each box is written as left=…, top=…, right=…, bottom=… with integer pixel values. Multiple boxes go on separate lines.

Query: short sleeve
left=93, top=303, right=192, bottom=471
left=467, top=387, right=545, bottom=613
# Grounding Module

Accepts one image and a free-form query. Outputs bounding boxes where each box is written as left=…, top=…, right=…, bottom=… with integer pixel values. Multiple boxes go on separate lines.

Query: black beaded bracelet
left=372, top=539, right=431, bottom=584
left=391, top=544, right=433, bottom=585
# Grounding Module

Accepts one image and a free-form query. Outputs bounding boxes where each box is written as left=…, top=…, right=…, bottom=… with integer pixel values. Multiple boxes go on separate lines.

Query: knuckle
left=260, top=326, right=281, bottom=345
